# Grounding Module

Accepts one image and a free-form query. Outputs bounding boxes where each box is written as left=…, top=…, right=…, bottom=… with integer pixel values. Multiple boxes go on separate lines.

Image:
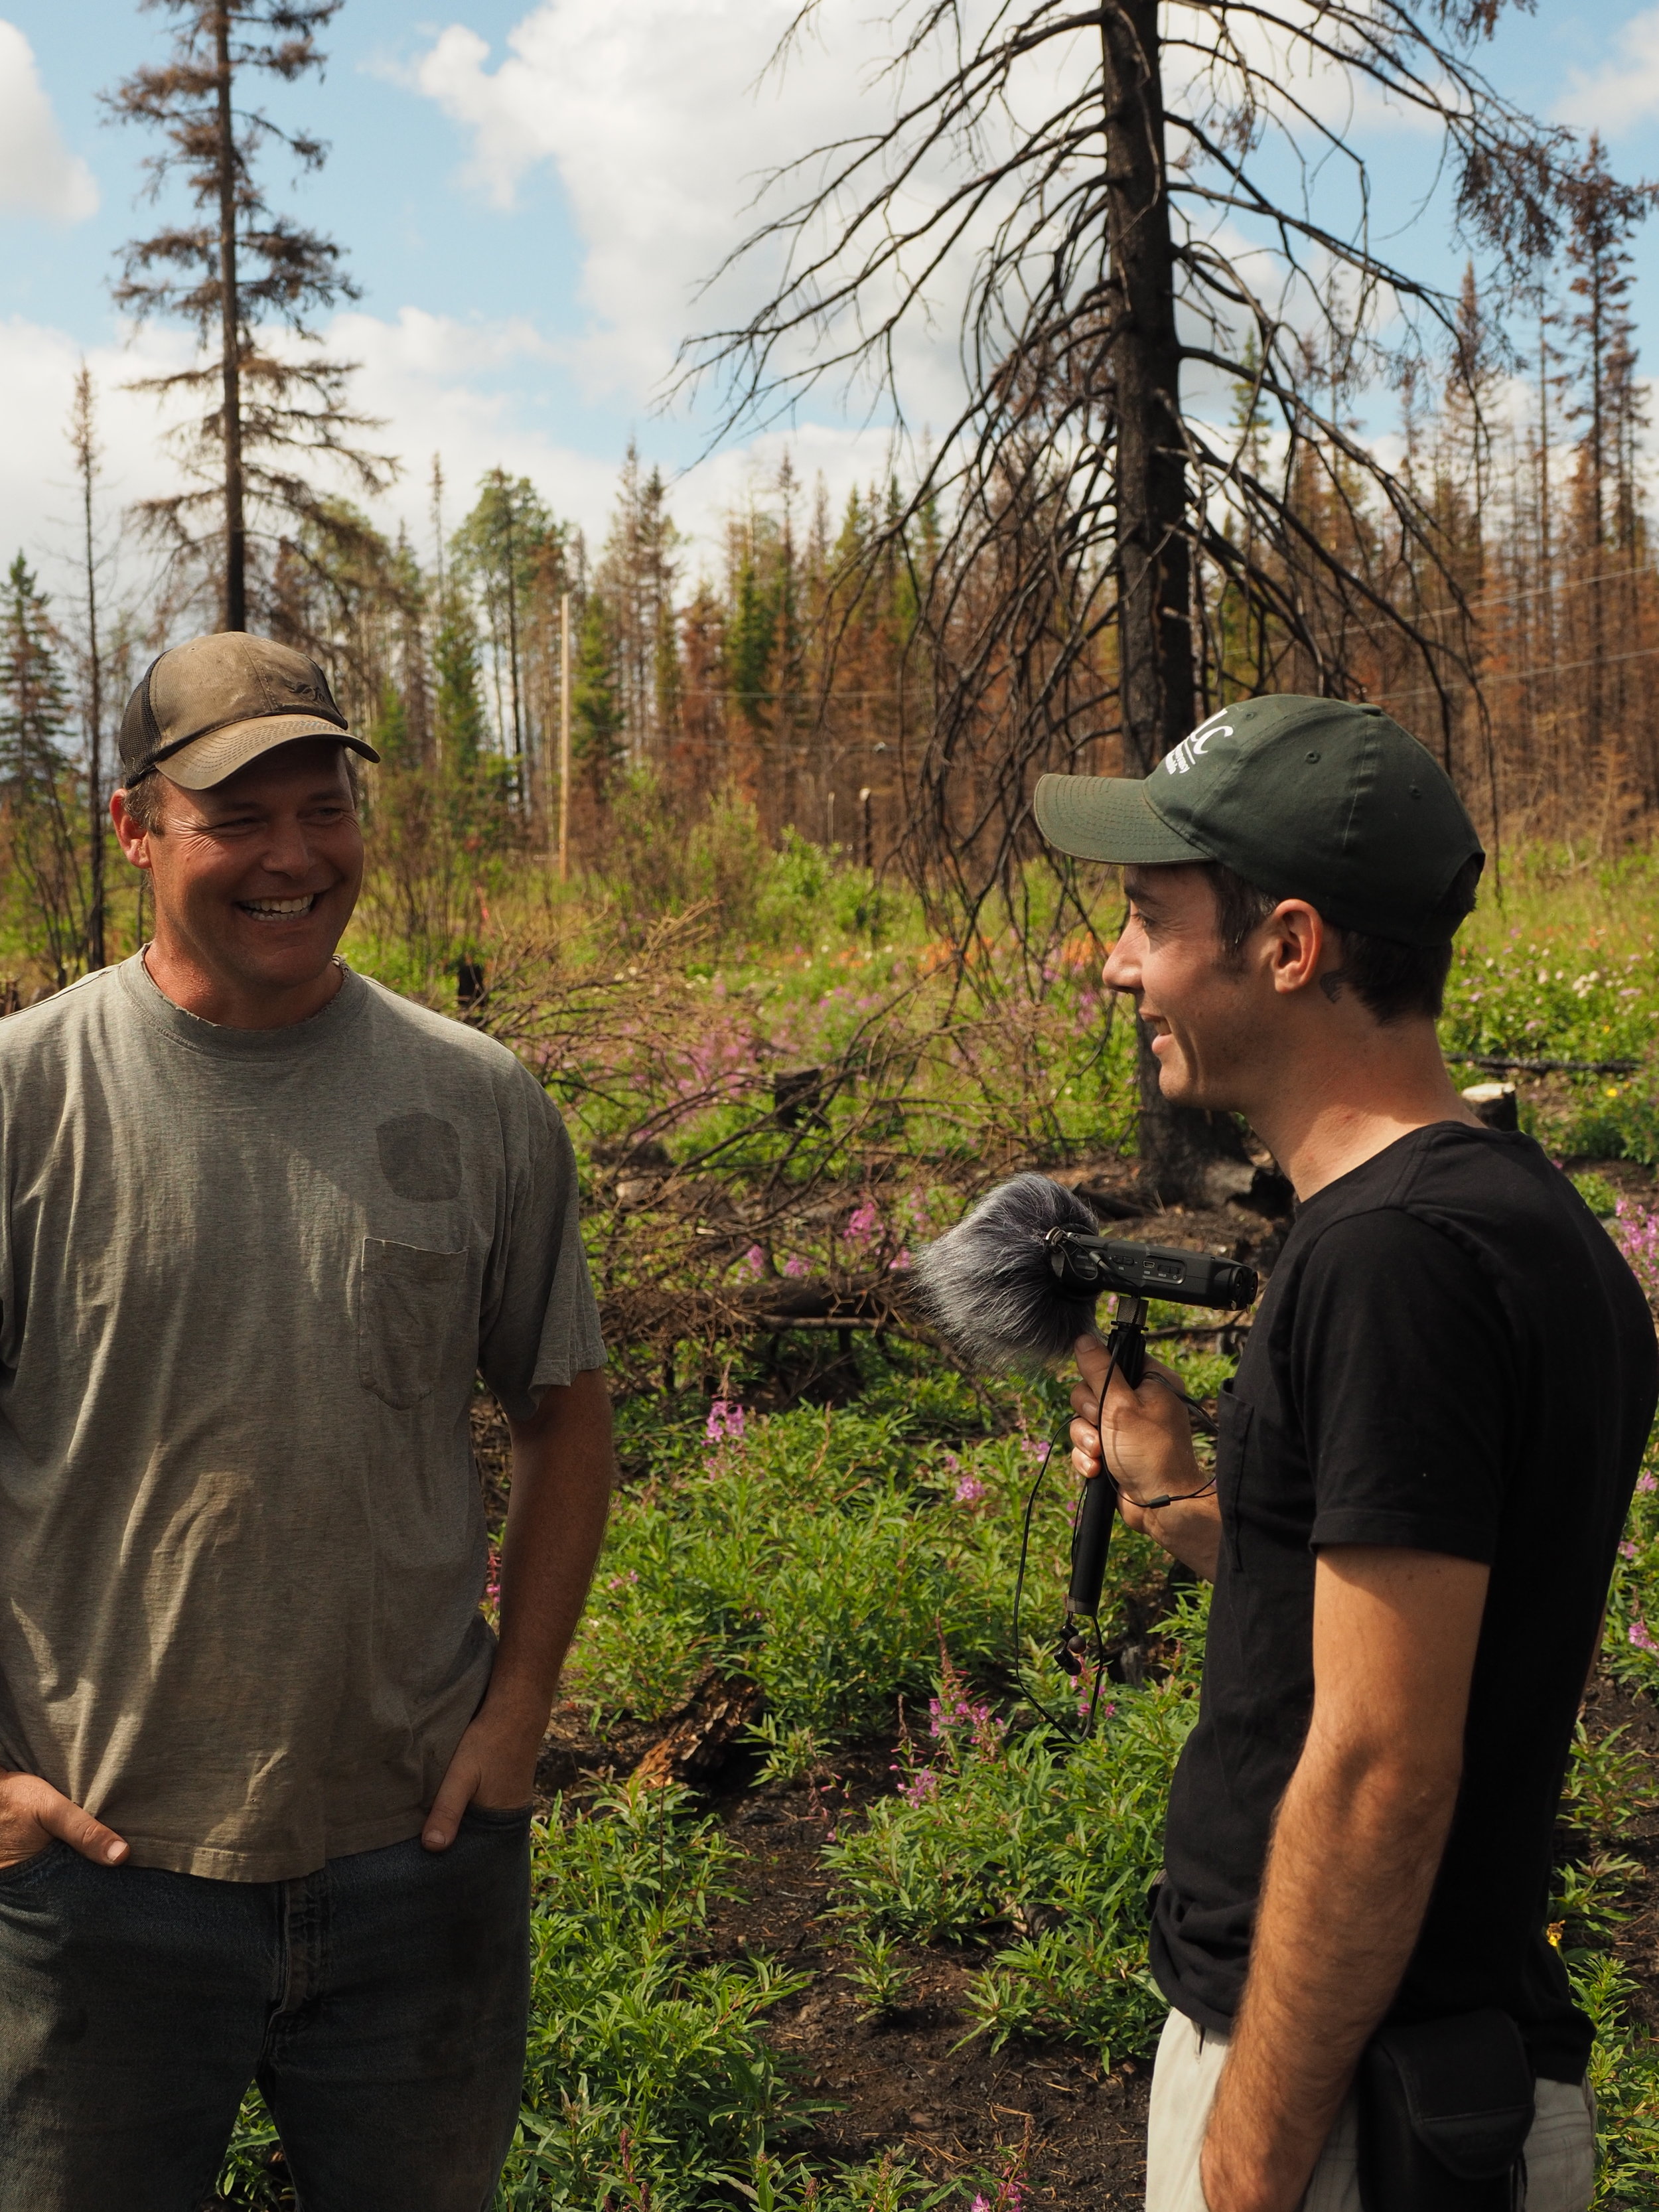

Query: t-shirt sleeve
left=477, top=1069, right=606, bottom=1420
left=1292, top=1209, right=1516, bottom=1562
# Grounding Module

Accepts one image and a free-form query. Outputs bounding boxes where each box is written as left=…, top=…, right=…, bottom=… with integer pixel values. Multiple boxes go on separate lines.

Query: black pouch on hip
left=1357, top=2009, right=1534, bottom=2212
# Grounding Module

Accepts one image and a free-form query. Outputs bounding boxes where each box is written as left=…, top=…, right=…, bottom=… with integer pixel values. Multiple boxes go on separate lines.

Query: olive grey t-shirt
left=0, top=955, right=605, bottom=1881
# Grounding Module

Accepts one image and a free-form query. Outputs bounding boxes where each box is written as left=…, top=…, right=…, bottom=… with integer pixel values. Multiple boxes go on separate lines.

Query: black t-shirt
left=1149, top=1124, right=1658, bottom=2081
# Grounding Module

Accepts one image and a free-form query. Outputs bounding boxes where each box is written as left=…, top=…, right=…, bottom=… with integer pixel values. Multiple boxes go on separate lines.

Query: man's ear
left=109, top=788, right=153, bottom=872
left=1263, top=899, right=1328, bottom=997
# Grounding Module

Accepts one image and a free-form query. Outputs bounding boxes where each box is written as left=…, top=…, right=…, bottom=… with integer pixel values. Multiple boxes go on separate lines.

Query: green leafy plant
left=748, top=1714, right=830, bottom=1786
left=1571, top=1171, right=1621, bottom=1218
left=500, top=1781, right=808, bottom=2210
left=1562, top=1721, right=1653, bottom=1838
left=825, top=1655, right=1196, bottom=2062
left=567, top=1397, right=1165, bottom=1738
left=843, top=1927, right=916, bottom=2020
left=1573, top=1952, right=1659, bottom=2211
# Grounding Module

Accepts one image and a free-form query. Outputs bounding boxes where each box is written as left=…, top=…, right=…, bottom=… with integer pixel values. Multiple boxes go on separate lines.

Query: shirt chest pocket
left=1214, top=1384, right=1256, bottom=1572
left=358, top=1239, right=469, bottom=1409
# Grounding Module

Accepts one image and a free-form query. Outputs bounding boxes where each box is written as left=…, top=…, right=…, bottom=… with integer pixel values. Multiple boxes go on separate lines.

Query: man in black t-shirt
left=1035, top=698, right=1657, bottom=2212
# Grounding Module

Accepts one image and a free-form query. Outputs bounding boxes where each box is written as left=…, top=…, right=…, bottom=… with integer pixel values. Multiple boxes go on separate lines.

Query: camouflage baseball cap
left=119, top=632, right=380, bottom=791
left=1033, top=695, right=1484, bottom=947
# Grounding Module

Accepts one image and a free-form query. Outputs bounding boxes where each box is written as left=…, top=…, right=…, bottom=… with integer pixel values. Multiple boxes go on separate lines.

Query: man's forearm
left=488, top=1367, right=614, bottom=1725
left=1200, top=1731, right=1459, bottom=2212
left=421, top=1370, right=613, bottom=1843
left=1123, top=1493, right=1220, bottom=1580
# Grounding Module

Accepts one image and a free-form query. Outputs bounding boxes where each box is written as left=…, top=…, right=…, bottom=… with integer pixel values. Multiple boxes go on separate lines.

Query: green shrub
left=501, top=1782, right=804, bottom=2209
left=824, top=1639, right=1202, bottom=2064
left=1571, top=1171, right=1622, bottom=1219
left=1575, top=1951, right=1659, bottom=2209
left=568, top=1396, right=1170, bottom=1735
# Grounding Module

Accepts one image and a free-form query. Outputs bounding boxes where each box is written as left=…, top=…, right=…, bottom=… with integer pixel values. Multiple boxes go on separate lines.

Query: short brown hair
left=119, top=774, right=165, bottom=834
left=1205, top=856, right=1480, bottom=1024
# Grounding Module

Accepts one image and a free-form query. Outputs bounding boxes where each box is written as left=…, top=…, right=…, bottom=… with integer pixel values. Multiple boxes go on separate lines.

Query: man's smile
left=237, top=895, right=321, bottom=921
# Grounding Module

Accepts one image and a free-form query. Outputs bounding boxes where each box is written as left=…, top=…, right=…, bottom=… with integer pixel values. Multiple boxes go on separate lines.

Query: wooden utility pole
left=214, top=2, right=246, bottom=630
left=558, top=590, right=571, bottom=883
left=498, top=471, right=524, bottom=802
left=70, top=363, right=106, bottom=970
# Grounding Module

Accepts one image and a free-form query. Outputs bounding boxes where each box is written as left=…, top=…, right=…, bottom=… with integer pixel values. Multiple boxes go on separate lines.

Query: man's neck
left=141, top=939, right=346, bottom=1031
left=1243, top=1021, right=1482, bottom=1202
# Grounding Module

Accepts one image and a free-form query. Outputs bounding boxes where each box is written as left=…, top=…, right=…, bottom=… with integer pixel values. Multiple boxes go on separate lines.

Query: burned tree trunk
left=212, top=3, right=246, bottom=632
left=1102, top=4, right=1252, bottom=1205
left=1102, top=1, right=1191, bottom=777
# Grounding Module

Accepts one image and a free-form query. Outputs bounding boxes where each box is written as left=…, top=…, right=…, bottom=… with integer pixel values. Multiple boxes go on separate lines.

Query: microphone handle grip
left=1066, top=1466, right=1116, bottom=1616
left=1066, top=1311, right=1147, bottom=1617
left=1108, top=1313, right=1147, bottom=1388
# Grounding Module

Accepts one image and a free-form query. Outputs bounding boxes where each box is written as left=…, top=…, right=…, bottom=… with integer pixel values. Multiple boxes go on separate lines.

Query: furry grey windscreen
left=912, top=1173, right=1104, bottom=1370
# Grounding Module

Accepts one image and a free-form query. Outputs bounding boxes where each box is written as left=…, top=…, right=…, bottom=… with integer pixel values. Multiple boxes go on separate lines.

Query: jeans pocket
left=0, top=1840, right=64, bottom=1887
left=462, top=1803, right=535, bottom=1830
left=357, top=1239, right=467, bottom=1408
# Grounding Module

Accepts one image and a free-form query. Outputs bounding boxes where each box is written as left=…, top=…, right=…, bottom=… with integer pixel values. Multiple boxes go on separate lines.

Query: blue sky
left=8, top=0, right=1659, bottom=598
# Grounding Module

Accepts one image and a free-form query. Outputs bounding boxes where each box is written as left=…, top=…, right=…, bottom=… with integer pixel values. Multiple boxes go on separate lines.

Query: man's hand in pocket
left=0, top=1769, right=128, bottom=1868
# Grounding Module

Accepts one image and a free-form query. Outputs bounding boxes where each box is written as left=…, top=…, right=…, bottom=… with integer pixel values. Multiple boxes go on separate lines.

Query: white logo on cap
left=1163, top=709, right=1232, bottom=774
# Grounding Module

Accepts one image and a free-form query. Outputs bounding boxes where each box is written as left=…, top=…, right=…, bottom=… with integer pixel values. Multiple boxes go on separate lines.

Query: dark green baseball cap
left=1034, top=695, right=1484, bottom=947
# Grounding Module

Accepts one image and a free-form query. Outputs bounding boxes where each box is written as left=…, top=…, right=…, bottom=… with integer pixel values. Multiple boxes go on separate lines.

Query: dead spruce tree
left=684, top=1, right=1579, bottom=1201
left=107, top=1, right=393, bottom=632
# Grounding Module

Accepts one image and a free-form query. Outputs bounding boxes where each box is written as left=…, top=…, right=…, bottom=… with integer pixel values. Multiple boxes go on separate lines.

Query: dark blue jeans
left=0, top=1804, right=533, bottom=2212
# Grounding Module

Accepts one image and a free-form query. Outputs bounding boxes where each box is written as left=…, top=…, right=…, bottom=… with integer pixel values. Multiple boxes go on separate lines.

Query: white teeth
left=242, top=896, right=315, bottom=917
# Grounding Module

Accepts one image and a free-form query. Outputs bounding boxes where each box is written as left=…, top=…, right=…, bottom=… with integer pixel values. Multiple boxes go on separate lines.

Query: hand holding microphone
left=913, top=1173, right=1256, bottom=1686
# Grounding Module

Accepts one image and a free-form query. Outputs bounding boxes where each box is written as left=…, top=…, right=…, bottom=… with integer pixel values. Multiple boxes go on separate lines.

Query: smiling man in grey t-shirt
left=0, top=633, right=613, bottom=2212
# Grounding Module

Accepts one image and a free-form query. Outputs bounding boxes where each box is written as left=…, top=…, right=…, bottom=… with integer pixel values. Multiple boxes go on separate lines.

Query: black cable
left=1010, top=1341, right=1118, bottom=1745
left=1009, top=1352, right=1218, bottom=1743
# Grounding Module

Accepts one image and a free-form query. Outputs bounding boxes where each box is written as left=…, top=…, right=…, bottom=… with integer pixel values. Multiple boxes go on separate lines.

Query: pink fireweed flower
left=843, top=1201, right=881, bottom=1248
left=1638, top=1471, right=1658, bottom=1495
left=954, top=1473, right=987, bottom=1506
left=1629, top=1618, right=1658, bottom=1655
left=889, top=1248, right=912, bottom=1272
left=782, top=1254, right=809, bottom=1278
left=705, top=1399, right=746, bottom=1447
left=737, top=1244, right=766, bottom=1279
left=1620, top=1540, right=1639, bottom=1560
left=901, top=1769, right=939, bottom=1805
left=1615, top=1197, right=1659, bottom=1304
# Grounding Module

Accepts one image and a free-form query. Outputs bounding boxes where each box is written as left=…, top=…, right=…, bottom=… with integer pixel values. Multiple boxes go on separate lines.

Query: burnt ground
left=491, top=1149, right=1659, bottom=2197
left=699, top=1762, right=1153, bottom=2203
left=522, top=1672, right=1659, bottom=2206
left=530, top=1716, right=1155, bottom=2204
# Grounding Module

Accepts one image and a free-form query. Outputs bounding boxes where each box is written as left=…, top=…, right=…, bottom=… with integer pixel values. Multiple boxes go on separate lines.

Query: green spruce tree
left=0, top=556, right=89, bottom=984
left=573, top=592, right=624, bottom=800
left=432, top=589, right=487, bottom=772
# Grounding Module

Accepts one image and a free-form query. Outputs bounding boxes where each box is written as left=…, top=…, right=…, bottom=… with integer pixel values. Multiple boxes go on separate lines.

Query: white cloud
left=1557, top=8, right=1659, bottom=133
left=334, top=306, right=907, bottom=572
left=406, top=0, right=1450, bottom=453
left=407, top=0, right=1035, bottom=424
left=0, top=21, right=98, bottom=224
left=0, top=317, right=188, bottom=585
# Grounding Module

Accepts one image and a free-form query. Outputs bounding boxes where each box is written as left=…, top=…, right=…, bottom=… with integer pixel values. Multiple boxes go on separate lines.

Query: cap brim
left=1034, top=773, right=1208, bottom=863
left=155, top=715, right=381, bottom=791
